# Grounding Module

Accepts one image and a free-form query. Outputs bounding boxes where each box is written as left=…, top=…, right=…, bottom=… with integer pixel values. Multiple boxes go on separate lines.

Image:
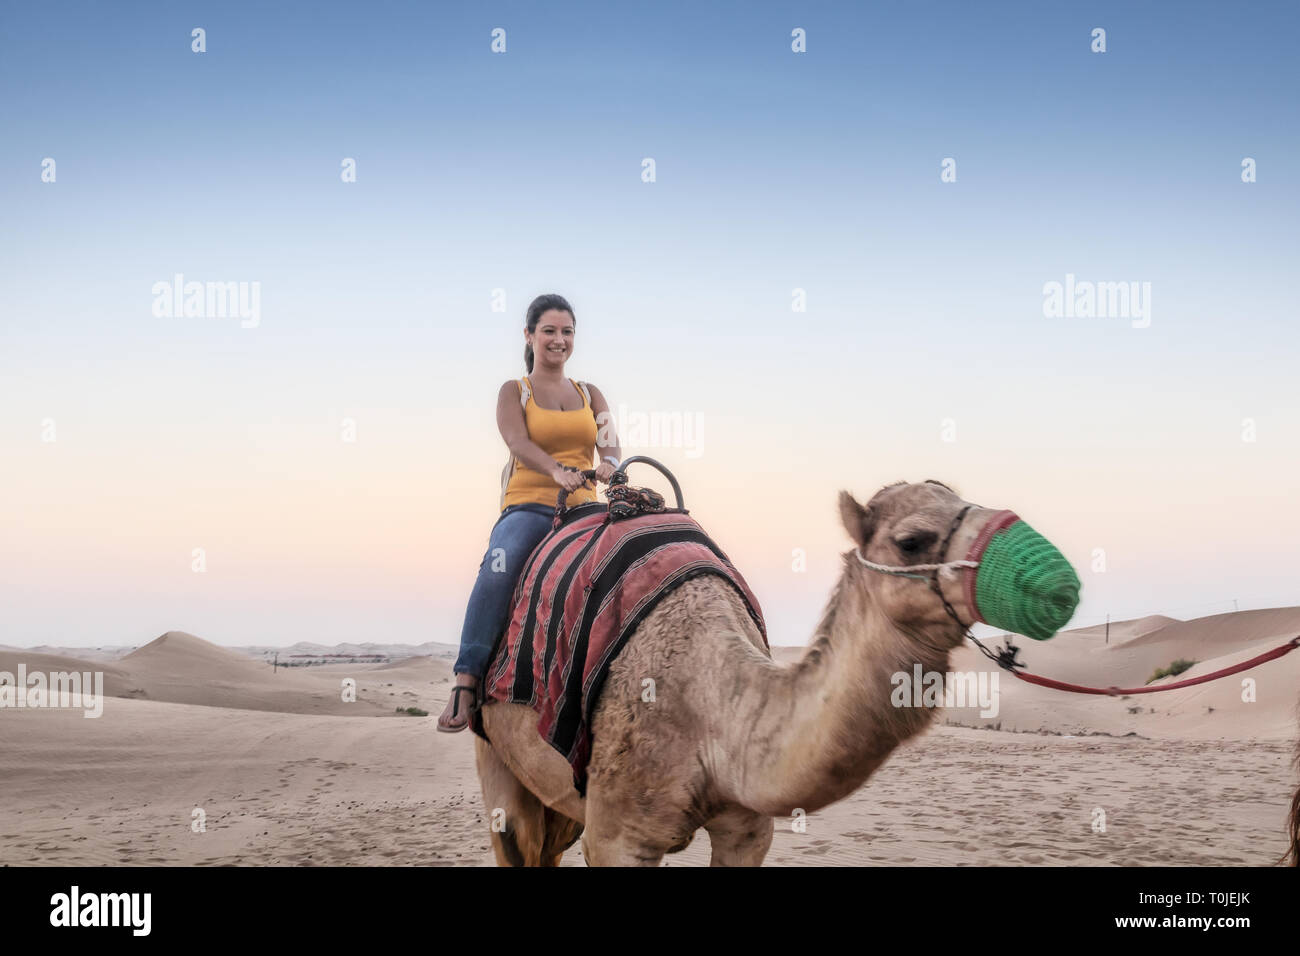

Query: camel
left=1289, top=699, right=1300, bottom=866
left=473, top=479, right=1073, bottom=866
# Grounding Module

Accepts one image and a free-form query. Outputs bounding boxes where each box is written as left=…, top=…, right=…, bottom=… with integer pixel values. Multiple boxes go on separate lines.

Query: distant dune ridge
left=2, top=609, right=1297, bottom=865
left=1067, top=614, right=1179, bottom=642
left=2, top=609, right=1298, bottom=735
left=0, top=631, right=447, bottom=716
left=0, top=637, right=460, bottom=664
left=759, top=609, right=1300, bottom=741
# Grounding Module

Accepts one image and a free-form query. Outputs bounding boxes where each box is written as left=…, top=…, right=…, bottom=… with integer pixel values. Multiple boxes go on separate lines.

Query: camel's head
left=839, top=480, right=1080, bottom=646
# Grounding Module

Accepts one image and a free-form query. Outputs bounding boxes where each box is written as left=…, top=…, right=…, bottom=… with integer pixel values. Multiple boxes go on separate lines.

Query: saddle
left=471, top=477, right=767, bottom=795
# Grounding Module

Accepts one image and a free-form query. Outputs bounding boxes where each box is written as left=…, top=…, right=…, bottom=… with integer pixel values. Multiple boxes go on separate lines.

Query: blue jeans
left=454, top=503, right=555, bottom=678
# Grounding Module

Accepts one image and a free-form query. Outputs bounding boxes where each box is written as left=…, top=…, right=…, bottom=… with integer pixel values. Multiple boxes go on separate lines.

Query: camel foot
left=475, top=736, right=582, bottom=866
left=705, top=808, right=773, bottom=866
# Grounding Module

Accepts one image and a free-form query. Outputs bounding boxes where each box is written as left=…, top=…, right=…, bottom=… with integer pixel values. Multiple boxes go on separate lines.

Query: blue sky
left=2, top=1, right=1297, bottom=647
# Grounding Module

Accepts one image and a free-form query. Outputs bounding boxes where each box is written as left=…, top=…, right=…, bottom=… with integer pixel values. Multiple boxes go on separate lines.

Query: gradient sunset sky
left=2, top=1, right=1298, bottom=649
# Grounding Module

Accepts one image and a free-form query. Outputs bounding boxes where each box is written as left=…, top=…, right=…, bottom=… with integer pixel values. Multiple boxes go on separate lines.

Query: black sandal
left=436, top=685, right=478, bottom=733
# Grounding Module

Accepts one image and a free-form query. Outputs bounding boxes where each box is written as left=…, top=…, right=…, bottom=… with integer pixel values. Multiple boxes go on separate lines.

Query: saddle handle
left=609, top=455, right=685, bottom=510
left=552, top=457, right=686, bottom=526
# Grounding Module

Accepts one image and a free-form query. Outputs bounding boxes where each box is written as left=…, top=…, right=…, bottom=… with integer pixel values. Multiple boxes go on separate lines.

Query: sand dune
left=367, top=655, right=445, bottom=675
left=2, top=608, right=1297, bottom=865
left=0, top=632, right=447, bottom=717
left=1, top=696, right=1290, bottom=867
left=124, top=630, right=272, bottom=672
left=0, top=650, right=131, bottom=689
left=0, top=639, right=461, bottom=665
left=0, top=644, right=137, bottom=663
left=0, top=698, right=483, bottom=866
left=1068, top=614, right=1179, bottom=643
left=944, top=609, right=1300, bottom=740
left=1110, top=607, right=1300, bottom=651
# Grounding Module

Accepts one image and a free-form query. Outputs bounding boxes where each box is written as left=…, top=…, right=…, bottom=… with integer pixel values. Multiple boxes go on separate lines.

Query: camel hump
left=477, top=509, right=767, bottom=794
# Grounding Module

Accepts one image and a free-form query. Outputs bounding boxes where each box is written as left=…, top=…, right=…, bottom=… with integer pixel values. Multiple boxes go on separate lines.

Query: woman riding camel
left=437, top=293, right=621, bottom=732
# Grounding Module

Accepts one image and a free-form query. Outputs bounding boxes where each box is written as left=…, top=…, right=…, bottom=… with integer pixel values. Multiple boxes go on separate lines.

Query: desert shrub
left=1146, top=658, right=1196, bottom=684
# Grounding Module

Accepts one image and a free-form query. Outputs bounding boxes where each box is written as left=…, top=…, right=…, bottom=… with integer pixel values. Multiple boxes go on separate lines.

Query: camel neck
left=721, top=555, right=955, bottom=817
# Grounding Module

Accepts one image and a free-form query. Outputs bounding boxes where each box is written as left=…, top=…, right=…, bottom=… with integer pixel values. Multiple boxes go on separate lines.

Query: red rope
left=1011, top=635, right=1300, bottom=696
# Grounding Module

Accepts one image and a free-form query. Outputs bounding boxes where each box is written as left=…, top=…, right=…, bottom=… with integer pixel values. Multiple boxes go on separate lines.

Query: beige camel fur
left=1288, top=699, right=1300, bottom=866
left=474, top=480, right=1031, bottom=866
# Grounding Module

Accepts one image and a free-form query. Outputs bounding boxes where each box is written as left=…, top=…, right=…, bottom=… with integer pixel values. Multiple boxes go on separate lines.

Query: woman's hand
left=594, top=462, right=616, bottom=484
left=550, top=464, right=593, bottom=494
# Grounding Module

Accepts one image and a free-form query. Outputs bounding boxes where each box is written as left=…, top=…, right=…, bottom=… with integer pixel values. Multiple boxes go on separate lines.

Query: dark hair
left=524, top=294, right=575, bottom=373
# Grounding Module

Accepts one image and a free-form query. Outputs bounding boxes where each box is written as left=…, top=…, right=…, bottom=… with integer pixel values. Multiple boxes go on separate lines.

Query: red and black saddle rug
left=471, top=505, right=767, bottom=795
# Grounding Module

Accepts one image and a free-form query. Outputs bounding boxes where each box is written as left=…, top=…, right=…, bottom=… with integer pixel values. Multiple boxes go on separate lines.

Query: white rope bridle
left=853, top=550, right=977, bottom=580
left=851, top=503, right=979, bottom=585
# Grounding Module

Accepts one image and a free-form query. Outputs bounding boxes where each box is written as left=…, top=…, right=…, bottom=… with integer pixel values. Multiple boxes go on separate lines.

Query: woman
left=437, top=293, right=622, bottom=732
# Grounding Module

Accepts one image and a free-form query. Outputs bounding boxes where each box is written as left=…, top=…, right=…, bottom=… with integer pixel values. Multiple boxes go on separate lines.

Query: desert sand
left=2, top=613, right=1297, bottom=866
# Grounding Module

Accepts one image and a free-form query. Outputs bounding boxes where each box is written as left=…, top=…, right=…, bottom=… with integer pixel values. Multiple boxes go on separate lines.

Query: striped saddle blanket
left=471, top=503, right=767, bottom=795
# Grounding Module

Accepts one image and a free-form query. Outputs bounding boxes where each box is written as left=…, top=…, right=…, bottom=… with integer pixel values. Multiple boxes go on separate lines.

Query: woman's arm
left=586, top=383, right=623, bottom=478
left=496, top=381, right=589, bottom=492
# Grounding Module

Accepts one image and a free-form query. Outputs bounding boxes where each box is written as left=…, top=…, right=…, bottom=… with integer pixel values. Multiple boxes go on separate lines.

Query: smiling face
left=527, top=309, right=575, bottom=371
left=839, top=481, right=1001, bottom=641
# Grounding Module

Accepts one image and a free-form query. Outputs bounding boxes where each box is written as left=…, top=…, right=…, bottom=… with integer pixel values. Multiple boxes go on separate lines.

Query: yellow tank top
left=500, top=376, right=599, bottom=511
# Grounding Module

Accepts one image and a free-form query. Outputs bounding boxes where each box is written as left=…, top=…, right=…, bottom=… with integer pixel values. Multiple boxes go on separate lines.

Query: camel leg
left=579, top=794, right=667, bottom=867
left=704, top=808, right=773, bottom=867
left=475, top=736, right=554, bottom=866
left=540, top=807, right=584, bottom=866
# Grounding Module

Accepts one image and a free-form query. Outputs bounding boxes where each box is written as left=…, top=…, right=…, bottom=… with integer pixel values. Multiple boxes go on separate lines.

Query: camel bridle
left=854, top=504, right=976, bottom=632
left=853, top=504, right=1035, bottom=672
left=856, top=503, right=1300, bottom=691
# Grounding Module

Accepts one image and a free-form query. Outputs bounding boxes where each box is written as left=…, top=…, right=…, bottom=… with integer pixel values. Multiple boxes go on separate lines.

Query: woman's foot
left=436, top=674, right=479, bottom=732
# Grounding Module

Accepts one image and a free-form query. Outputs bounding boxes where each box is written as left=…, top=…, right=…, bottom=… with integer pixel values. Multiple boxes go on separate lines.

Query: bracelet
left=602, top=456, right=620, bottom=468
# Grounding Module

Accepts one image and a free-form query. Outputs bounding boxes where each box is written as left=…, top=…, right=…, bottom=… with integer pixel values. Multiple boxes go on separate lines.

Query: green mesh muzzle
left=962, top=512, right=1080, bottom=640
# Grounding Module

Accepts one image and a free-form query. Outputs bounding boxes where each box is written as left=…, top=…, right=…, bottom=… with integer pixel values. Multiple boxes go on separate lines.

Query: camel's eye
left=895, top=531, right=936, bottom=555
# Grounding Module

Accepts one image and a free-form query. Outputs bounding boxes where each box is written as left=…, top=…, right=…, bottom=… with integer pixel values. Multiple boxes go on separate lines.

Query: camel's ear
left=838, top=491, right=875, bottom=550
